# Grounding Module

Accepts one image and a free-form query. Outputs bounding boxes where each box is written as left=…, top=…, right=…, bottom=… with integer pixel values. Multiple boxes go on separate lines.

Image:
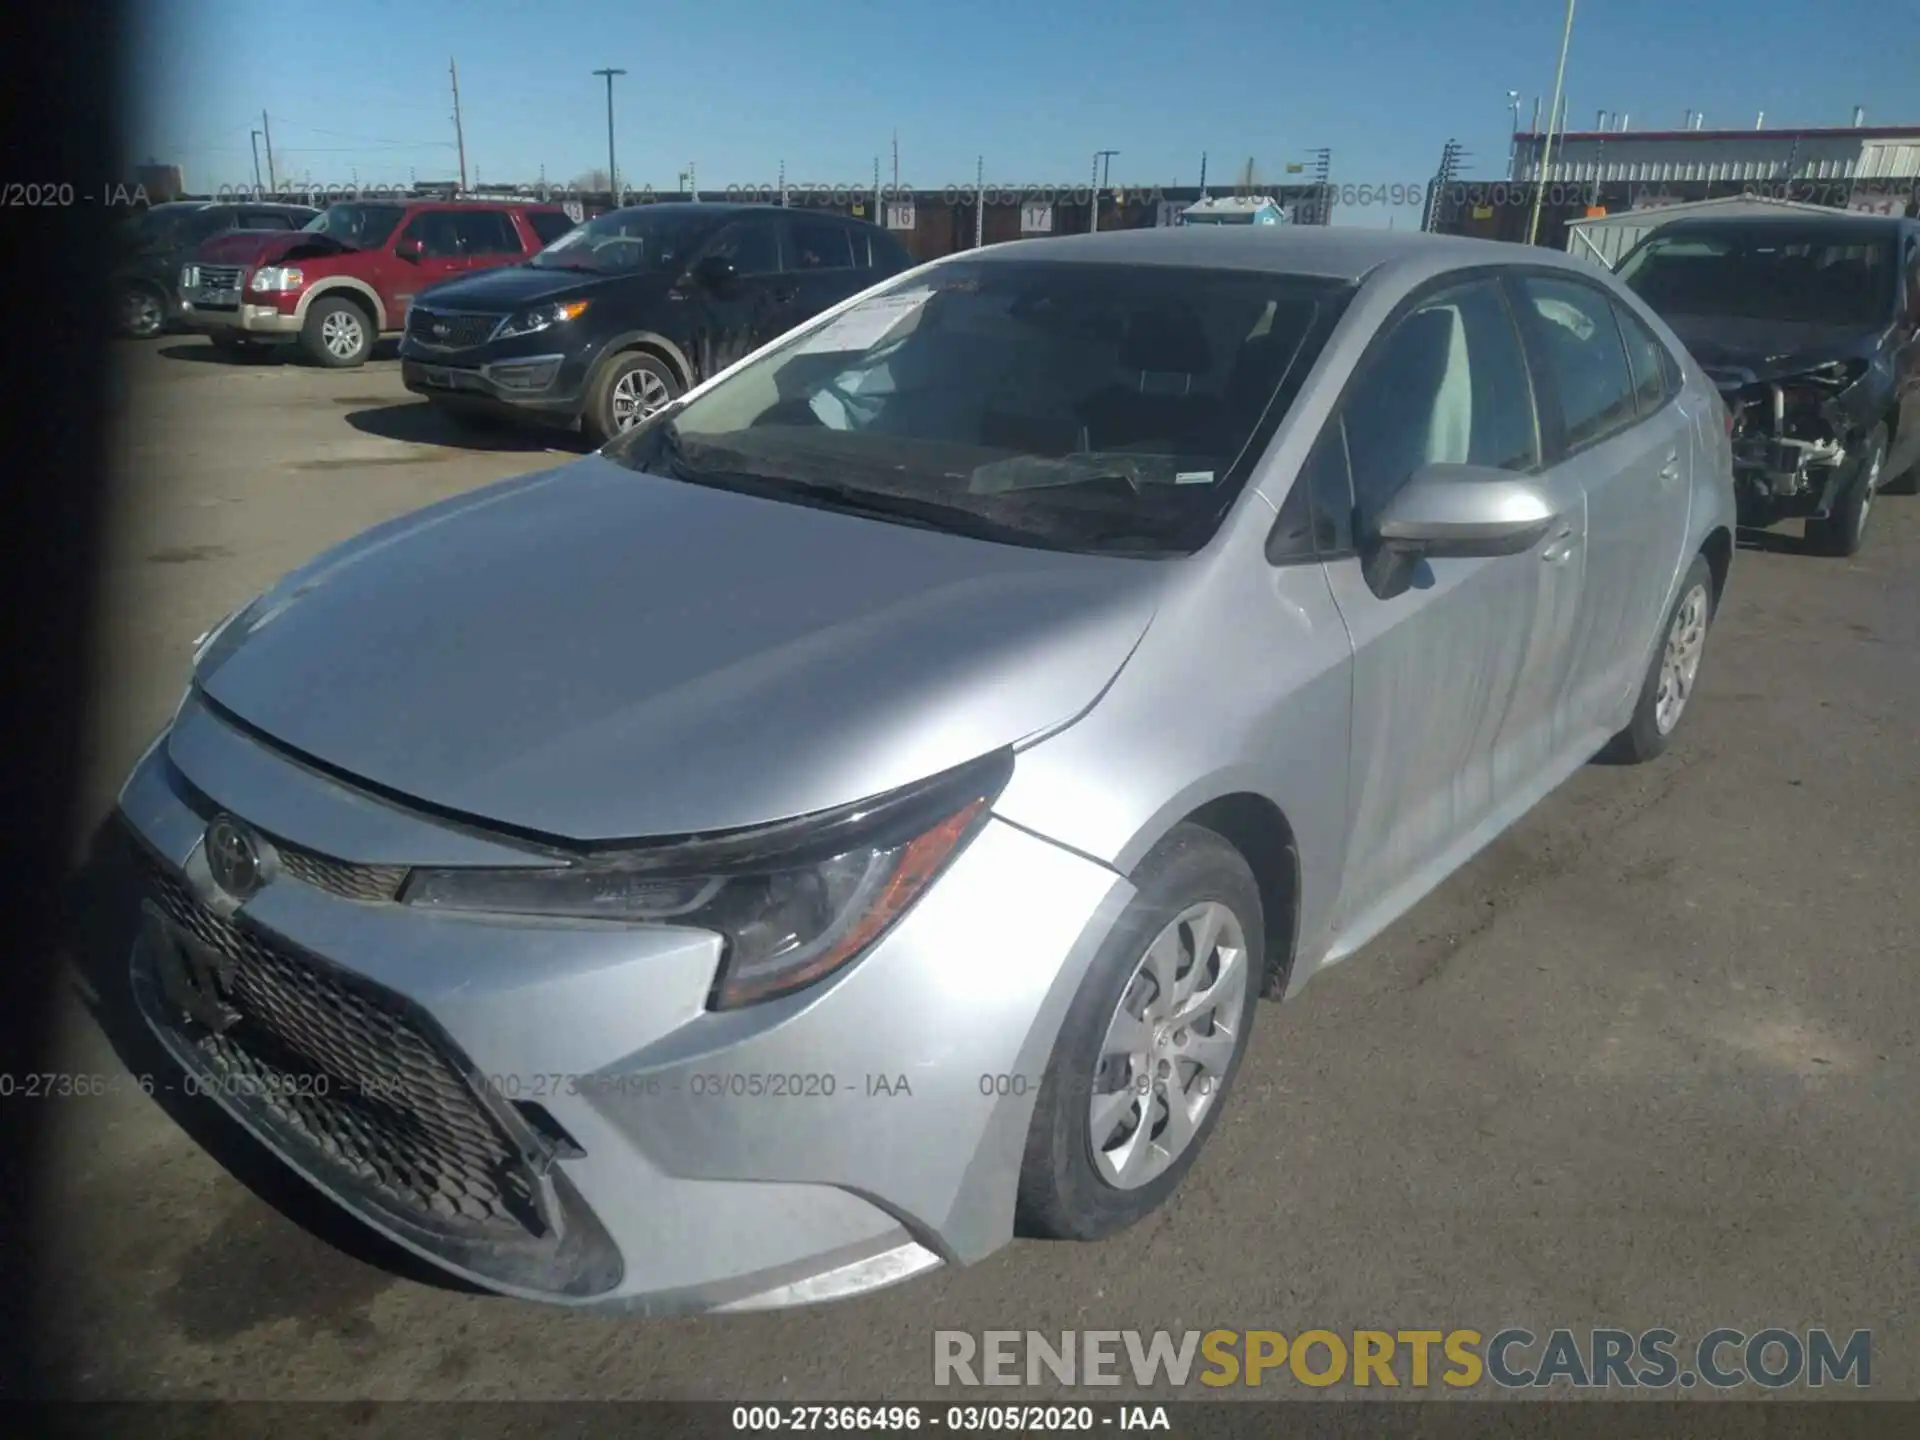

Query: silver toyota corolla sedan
left=117, top=226, right=1735, bottom=1314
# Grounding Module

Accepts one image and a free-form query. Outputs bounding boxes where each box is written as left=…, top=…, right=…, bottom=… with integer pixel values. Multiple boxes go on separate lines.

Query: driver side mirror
left=395, top=237, right=424, bottom=261
left=692, top=254, right=739, bottom=292
left=1363, top=464, right=1559, bottom=597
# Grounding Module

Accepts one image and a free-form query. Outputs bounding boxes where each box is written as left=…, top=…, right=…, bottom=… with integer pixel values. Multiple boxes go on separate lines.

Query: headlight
left=402, top=750, right=1012, bottom=1008
left=250, top=266, right=304, bottom=294
left=494, top=299, right=590, bottom=340
left=181, top=264, right=199, bottom=289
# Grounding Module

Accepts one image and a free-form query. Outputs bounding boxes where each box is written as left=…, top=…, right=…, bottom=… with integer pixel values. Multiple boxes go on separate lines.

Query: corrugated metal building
left=1513, top=120, right=1920, bottom=191
left=1560, top=194, right=1847, bottom=268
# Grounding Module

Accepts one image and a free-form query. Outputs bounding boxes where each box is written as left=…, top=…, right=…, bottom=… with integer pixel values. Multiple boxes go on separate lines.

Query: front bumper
left=116, top=693, right=1130, bottom=1313
left=180, top=294, right=302, bottom=338
left=400, top=353, right=583, bottom=418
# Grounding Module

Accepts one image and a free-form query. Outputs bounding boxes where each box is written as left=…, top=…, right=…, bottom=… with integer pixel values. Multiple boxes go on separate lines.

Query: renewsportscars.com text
left=933, top=1328, right=1871, bottom=1390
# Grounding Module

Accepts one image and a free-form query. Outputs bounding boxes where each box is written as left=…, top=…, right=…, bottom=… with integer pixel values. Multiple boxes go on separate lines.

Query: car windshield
left=527, top=207, right=717, bottom=273
left=1619, top=227, right=1897, bottom=327
left=302, top=202, right=407, bottom=249
left=610, top=260, right=1352, bottom=556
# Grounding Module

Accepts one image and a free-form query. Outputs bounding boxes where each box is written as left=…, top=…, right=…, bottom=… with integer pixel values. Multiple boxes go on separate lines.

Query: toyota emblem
left=204, top=815, right=268, bottom=900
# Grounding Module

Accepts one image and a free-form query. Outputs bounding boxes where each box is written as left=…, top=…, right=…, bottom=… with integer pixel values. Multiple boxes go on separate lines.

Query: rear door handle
left=1541, top=526, right=1577, bottom=564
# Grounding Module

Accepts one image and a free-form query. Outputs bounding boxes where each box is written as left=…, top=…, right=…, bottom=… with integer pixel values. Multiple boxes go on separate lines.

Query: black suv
left=1617, top=212, right=1920, bottom=555
left=116, top=200, right=319, bottom=337
left=400, top=203, right=913, bottom=444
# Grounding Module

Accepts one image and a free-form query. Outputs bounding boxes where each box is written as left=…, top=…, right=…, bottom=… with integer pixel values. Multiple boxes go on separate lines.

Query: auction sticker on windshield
left=796, top=287, right=935, bottom=355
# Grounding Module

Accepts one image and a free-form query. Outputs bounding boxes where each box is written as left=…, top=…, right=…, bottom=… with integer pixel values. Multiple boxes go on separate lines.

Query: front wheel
left=120, top=285, right=165, bottom=339
left=582, top=352, right=680, bottom=447
left=299, top=296, right=375, bottom=367
left=1015, top=824, right=1263, bottom=1242
left=1597, top=553, right=1715, bottom=765
left=1805, top=424, right=1885, bottom=557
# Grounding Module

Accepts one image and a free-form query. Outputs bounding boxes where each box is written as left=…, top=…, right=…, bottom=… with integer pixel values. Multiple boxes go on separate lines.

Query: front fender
left=295, top=277, right=389, bottom=331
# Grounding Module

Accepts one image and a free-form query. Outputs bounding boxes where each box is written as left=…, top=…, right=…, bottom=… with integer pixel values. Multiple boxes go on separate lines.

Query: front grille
left=138, top=853, right=548, bottom=1239
left=406, top=308, right=499, bottom=350
left=198, top=265, right=242, bottom=290
left=274, top=844, right=408, bottom=903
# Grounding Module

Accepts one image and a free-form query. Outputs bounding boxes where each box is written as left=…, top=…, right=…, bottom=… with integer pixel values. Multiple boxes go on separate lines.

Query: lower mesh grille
left=137, top=854, right=548, bottom=1239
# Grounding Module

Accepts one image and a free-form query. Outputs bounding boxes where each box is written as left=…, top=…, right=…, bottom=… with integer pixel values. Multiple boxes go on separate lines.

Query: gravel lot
left=39, top=334, right=1920, bottom=1402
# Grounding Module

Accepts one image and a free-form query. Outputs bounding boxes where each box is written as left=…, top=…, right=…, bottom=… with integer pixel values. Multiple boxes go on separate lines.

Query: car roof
left=1648, top=212, right=1906, bottom=238
left=957, top=225, right=1547, bottom=283
left=595, top=201, right=878, bottom=225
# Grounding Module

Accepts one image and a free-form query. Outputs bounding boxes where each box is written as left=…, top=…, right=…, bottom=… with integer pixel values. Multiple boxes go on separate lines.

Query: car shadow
left=1735, top=525, right=1806, bottom=555
left=344, top=399, right=589, bottom=455
left=157, top=338, right=403, bottom=366
left=62, top=817, right=485, bottom=1298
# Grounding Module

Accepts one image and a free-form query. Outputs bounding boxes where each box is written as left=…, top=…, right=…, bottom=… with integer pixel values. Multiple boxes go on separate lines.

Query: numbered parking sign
left=885, top=201, right=916, bottom=230
left=563, top=200, right=583, bottom=223
left=1020, top=203, right=1053, bottom=233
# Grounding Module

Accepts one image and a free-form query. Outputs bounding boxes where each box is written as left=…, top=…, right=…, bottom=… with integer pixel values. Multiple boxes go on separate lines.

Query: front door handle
left=1659, top=451, right=1682, bottom=483
left=1541, top=526, right=1577, bottom=564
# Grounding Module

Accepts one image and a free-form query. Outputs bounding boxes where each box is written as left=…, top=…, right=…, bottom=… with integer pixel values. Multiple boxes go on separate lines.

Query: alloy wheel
left=1654, top=583, right=1709, bottom=735
left=610, top=367, right=672, bottom=431
left=321, top=310, right=365, bottom=359
left=1088, top=901, right=1249, bottom=1190
left=124, top=289, right=162, bottom=337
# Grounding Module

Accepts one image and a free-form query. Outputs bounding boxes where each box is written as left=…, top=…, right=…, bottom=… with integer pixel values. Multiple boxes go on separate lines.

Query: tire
left=121, top=285, right=165, bottom=339
left=1598, top=553, right=1715, bottom=765
left=1883, top=435, right=1918, bottom=496
left=299, top=295, right=375, bottom=368
left=582, top=351, right=680, bottom=447
left=1804, top=424, right=1885, bottom=557
left=1015, top=824, right=1264, bottom=1242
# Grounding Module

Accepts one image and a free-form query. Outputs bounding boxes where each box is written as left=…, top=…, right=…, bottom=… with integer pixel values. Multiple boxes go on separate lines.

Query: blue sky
left=133, top=0, right=1915, bottom=227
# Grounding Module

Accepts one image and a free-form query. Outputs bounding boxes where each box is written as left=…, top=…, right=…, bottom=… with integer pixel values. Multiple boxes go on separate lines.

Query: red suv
left=178, top=198, right=577, bottom=366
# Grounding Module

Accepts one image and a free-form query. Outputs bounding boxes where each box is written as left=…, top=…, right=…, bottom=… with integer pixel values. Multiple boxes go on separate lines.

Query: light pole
left=249, top=130, right=264, bottom=192
left=1091, top=149, right=1117, bottom=232
left=593, top=67, right=627, bottom=202
left=1505, top=90, right=1521, bottom=180
left=1525, top=0, right=1578, bottom=246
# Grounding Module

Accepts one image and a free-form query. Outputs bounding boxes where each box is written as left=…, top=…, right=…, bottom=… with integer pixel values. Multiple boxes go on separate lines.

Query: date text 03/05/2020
left=728, top=1404, right=1170, bottom=1432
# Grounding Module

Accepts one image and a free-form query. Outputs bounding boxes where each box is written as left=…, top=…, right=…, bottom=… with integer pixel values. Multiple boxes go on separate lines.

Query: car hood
left=1660, top=313, right=1883, bottom=386
left=193, top=456, right=1166, bottom=841
left=415, top=262, right=660, bottom=312
left=192, top=230, right=358, bottom=267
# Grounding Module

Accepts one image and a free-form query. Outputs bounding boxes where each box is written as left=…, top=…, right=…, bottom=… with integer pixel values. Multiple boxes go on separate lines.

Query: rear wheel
left=1598, top=553, right=1714, bottom=765
left=1015, top=824, right=1263, bottom=1242
left=582, top=351, right=680, bottom=447
left=299, top=295, right=375, bottom=367
left=1805, top=424, right=1885, bottom=557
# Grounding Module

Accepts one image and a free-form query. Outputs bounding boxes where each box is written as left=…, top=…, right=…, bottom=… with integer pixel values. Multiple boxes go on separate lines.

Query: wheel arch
left=589, top=330, right=695, bottom=392
left=1145, top=792, right=1302, bottom=1000
left=296, top=278, right=388, bottom=331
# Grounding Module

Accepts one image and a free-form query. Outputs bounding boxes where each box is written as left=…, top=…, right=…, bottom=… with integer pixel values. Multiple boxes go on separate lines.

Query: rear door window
left=1614, top=302, right=1680, bottom=416
left=785, top=216, right=856, bottom=271
left=526, top=210, right=578, bottom=247
left=705, top=217, right=781, bottom=276
left=449, top=209, right=524, bottom=255
left=1516, top=274, right=1640, bottom=455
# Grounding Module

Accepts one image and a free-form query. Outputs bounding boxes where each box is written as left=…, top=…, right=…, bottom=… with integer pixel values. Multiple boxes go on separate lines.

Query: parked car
left=177, top=198, right=577, bottom=366
left=116, top=201, right=319, bottom=338
left=1616, top=212, right=1920, bottom=555
left=399, top=202, right=914, bottom=445
left=119, top=228, right=1734, bottom=1315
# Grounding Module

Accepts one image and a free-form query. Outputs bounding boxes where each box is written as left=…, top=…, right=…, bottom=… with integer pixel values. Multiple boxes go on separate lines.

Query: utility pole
left=1198, top=151, right=1209, bottom=198
left=593, top=67, right=627, bottom=202
left=260, top=111, right=277, bottom=194
left=249, top=130, right=263, bottom=192
left=974, top=155, right=985, bottom=248
left=1091, top=149, right=1117, bottom=232
left=1505, top=90, right=1522, bottom=180
left=450, top=58, right=469, bottom=192
left=1526, top=0, right=1578, bottom=246
left=892, top=130, right=899, bottom=194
